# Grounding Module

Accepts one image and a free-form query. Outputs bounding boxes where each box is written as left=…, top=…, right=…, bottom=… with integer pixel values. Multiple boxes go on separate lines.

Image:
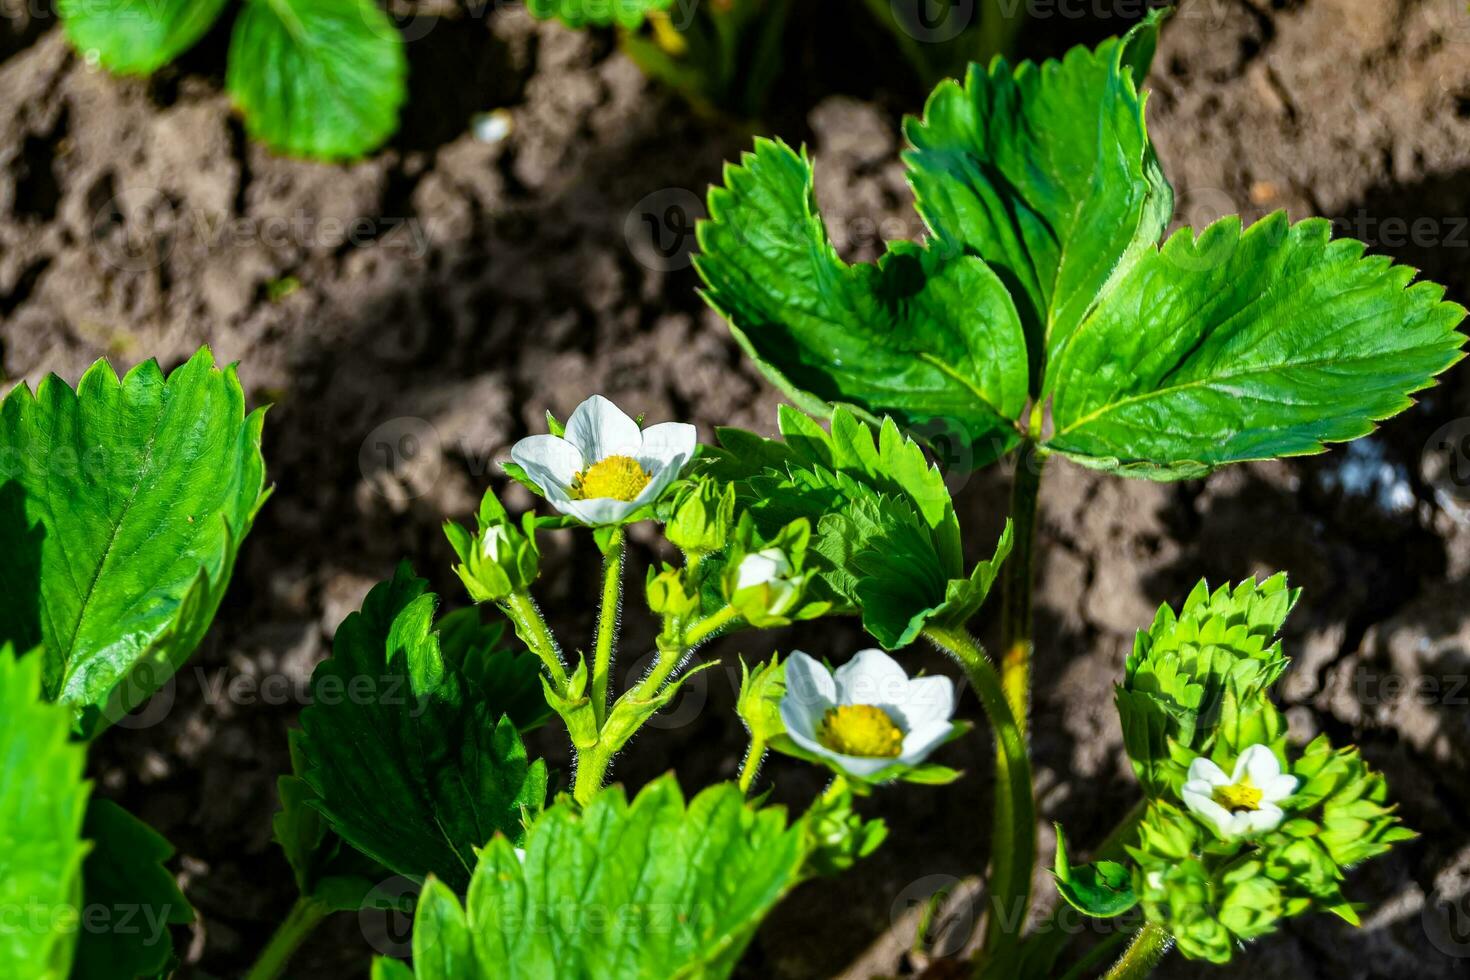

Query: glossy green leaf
left=1043, top=214, right=1467, bottom=477
left=226, top=0, right=407, bottom=160
left=58, top=0, right=231, bottom=75
left=0, top=646, right=90, bottom=979
left=297, top=565, right=548, bottom=893
left=0, top=348, right=268, bottom=738
left=71, top=800, right=192, bottom=980
left=378, top=775, right=807, bottom=979
left=709, top=406, right=1009, bottom=647
left=904, top=11, right=1170, bottom=383
left=1052, top=824, right=1136, bottom=918
left=526, top=0, right=674, bottom=28
left=697, top=138, right=1029, bottom=467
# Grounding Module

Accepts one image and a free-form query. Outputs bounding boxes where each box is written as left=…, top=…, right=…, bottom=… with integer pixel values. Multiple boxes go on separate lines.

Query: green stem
left=738, top=734, right=766, bottom=796
left=573, top=745, right=614, bottom=807
left=1103, top=923, right=1172, bottom=980
left=591, top=528, right=626, bottom=729
left=682, top=604, right=741, bottom=650
left=923, top=626, right=1035, bottom=966
left=501, top=591, right=568, bottom=693
left=244, top=896, right=329, bottom=980
left=1000, top=442, right=1044, bottom=734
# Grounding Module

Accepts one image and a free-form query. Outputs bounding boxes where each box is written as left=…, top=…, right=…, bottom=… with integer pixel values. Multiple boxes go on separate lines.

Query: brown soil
left=3, top=2, right=1470, bottom=978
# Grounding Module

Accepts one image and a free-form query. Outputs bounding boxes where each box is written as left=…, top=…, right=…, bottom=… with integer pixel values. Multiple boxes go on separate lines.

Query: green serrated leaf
left=0, top=347, right=268, bottom=738
left=697, top=138, right=1029, bottom=468
left=711, top=406, right=1007, bottom=648
left=227, top=0, right=407, bottom=160
left=904, top=11, right=1170, bottom=386
left=526, top=0, right=674, bottom=29
left=0, top=645, right=91, bottom=978
left=389, top=776, right=807, bottom=979
left=1044, top=214, right=1467, bottom=478
left=298, top=565, right=548, bottom=893
left=58, top=0, right=231, bottom=75
left=71, top=800, right=192, bottom=979
left=273, top=730, right=389, bottom=912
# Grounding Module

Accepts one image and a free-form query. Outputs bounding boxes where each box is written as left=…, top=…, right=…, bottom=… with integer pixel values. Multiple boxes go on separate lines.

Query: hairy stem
left=1103, top=923, right=1172, bottom=980
left=244, top=895, right=329, bottom=980
left=500, top=591, right=568, bottom=693
left=591, top=528, right=626, bottom=729
left=1001, top=442, right=1045, bottom=733
left=738, top=734, right=766, bottom=797
left=572, top=744, right=614, bottom=808
left=923, top=626, right=1035, bottom=966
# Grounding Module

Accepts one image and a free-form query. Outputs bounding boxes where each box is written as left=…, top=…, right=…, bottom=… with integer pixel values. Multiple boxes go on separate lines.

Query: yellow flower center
left=573, top=455, right=652, bottom=502
left=1212, top=780, right=1264, bottom=813
left=818, top=704, right=904, bottom=758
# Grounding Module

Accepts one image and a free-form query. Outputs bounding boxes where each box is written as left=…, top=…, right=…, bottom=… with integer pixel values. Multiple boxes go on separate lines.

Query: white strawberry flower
left=1181, top=744, right=1297, bottom=839
left=509, top=395, right=696, bottom=526
left=779, top=649, right=955, bottom=779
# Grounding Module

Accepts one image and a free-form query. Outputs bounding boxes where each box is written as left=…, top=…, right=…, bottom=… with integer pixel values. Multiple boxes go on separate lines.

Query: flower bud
left=444, top=495, right=539, bottom=603
left=665, top=480, right=735, bottom=556
left=646, top=565, right=700, bottom=619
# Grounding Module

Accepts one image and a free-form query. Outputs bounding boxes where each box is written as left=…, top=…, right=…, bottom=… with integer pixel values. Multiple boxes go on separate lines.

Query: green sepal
left=801, top=777, right=888, bottom=878
left=1052, top=824, right=1137, bottom=918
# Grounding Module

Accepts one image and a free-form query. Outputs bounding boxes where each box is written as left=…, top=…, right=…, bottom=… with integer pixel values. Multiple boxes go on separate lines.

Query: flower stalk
left=923, top=625, right=1035, bottom=965
left=1104, top=923, right=1173, bottom=980
left=591, top=527, right=625, bottom=728
left=1000, top=440, right=1044, bottom=734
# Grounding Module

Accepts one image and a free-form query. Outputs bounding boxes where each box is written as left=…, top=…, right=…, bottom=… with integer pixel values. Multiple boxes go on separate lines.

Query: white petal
left=557, top=496, right=639, bottom=526
left=509, top=434, right=582, bottom=496
left=834, top=649, right=910, bottom=707
left=781, top=651, right=838, bottom=730
left=1185, top=756, right=1230, bottom=788
left=898, top=721, right=953, bottom=767
left=1182, top=787, right=1237, bottom=837
left=1260, top=773, right=1299, bottom=803
left=1235, top=744, right=1284, bottom=788
left=736, top=550, right=791, bottom=590
left=565, top=395, right=642, bottom=461
left=1243, top=802, right=1285, bottom=835
left=629, top=451, right=688, bottom=508
left=636, top=421, right=697, bottom=471
left=885, top=675, right=955, bottom=731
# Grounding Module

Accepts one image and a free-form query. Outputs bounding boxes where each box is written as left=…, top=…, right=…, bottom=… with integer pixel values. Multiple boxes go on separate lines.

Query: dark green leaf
left=436, top=608, right=552, bottom=732
left=904, top=11, right=1170, bottom=385
left=379, top=776, right=807, bottom=979
left=0, top=348, right=268, bottom=738
left=697, top=139, right=1029, bottom=467
left=1044, top=215, right=1467, bottom=478
left=0, top=645, right=90, bottom=977
left=58, top=0, right=230, bottom=75
left=227, top=0, right=407, bottom=160
left=297, top=565, right=547, bottom=893
left=273, top=730, right=389, bottom=912
left=72, top=800, right=193, bottom=979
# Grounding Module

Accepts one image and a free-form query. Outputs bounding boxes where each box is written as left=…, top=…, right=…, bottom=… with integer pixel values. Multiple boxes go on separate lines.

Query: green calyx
left=1116, top=574, right=1297, bottom=795
left=665, top=478, right=737, bottom=556
left=445, top=489, right=541, bottom=604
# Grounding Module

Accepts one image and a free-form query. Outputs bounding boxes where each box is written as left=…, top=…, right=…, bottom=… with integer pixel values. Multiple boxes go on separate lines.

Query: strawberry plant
left=694, top=8, right=1464, bottom=975
left=57, top=0, right=407, bottom=159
